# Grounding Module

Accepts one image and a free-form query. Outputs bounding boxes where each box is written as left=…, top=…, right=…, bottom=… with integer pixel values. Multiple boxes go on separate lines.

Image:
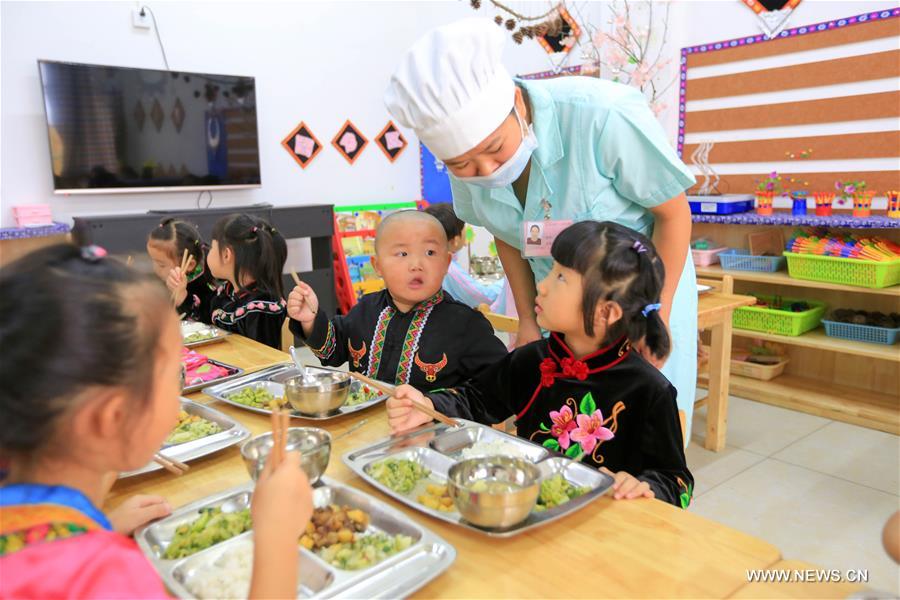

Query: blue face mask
left=454, top=107, right=537, bottom=189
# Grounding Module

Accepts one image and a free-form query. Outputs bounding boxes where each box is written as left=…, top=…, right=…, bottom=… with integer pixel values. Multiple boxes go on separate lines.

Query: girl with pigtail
left=206, top=214, right=288, bottom=349
left=387, top=221, right=693, bottom=508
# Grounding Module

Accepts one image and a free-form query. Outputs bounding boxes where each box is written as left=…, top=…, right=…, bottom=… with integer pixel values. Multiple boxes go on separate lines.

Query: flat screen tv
left=38, top=60, right=261, bottom=194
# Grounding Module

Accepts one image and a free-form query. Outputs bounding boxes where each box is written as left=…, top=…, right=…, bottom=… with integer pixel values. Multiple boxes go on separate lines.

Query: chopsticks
left=290, top=270, right=302, bottom=287
left=269, top=401, right=290, bottom=467
left=305, top=363, right=460, bottom=428
left=154, top=452, right=189, bottom=476
left=172, top=249, right=190, bottom=305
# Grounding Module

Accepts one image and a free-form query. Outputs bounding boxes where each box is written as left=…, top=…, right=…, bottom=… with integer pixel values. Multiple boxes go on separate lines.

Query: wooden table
left=729, top=560, right=868, bottom=599
left=109, top=335, right=782, bottom=598
left=696, top=292, right=757, bottom=452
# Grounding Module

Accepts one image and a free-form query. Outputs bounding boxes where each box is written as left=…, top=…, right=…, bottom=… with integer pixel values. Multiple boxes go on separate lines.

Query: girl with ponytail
left=206, top=214, right=288, bottom=349
left=386, top=221, right=693, bottom=508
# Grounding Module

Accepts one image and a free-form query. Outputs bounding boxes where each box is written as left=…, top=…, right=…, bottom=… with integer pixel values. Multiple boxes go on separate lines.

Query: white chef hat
left=384, top=18, right=515, bottom=160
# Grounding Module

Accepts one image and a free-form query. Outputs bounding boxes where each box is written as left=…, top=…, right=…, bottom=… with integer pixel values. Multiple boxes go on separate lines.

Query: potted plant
left=813, top=192, right=835, bottom=217
left=790, top=190, right=808, bottom=216
left=755, top=172, right=784, bottom=216
left=887, top=190, right=900, bottom=219
left=835, top=180, right=872, bottom=217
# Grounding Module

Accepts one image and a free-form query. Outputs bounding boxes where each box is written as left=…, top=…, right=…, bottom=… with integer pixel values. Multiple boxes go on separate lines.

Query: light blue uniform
left=450, top=76, right=698, bottom=440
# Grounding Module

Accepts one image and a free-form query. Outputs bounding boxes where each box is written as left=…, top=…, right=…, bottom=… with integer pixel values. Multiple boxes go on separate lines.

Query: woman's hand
left=386, top=385, right=434, bottom=433
left=514, top=319, right=543, bottom=348
left=600, top=467, right=655, bottom=500
left=108, top=494, right=172, bottom=536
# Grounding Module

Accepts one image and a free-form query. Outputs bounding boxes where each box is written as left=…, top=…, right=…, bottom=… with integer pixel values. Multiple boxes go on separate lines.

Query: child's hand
left=249, top=451, right=311, bottom=599
left=387, top=385, right=434, bottom=433
left=251, top=451, right=313, bottom=544
left=600, top=467, right=655, bottom=501
left=108, top=494, right=172, bottom=536
left=287, top=281, right=319, bottom=327
left=166, top=266, right=188, bottom=306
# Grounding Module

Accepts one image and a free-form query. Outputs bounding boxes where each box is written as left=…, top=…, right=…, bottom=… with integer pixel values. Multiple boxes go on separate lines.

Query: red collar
left=519, top=334, right=631, bottom=421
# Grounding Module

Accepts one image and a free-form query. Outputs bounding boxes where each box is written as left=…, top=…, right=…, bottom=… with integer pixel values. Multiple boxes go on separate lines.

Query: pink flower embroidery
left=570, top=410, right=614, bottom=454
left=549, top=405, right=577, bottom=450
left=269, top=304, right=280, bottom=312
left=235, top=307, right=245, bottom=317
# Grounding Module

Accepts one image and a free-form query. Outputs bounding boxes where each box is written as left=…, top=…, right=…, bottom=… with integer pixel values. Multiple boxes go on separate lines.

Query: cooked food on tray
left=227, top=385, right=285, bottom=409
left=318, top=532, right=413, bottom=571
left=299, top=505, right=370, bottom=550
left=163, top=507, right=252, bottom=559
left=534, top=474, right=590, bottom=511
left=417, top=483, right=455, bottom=512
left=369, top=458, right=430, bottom=494
left=164, top=410, right=221, bottom=446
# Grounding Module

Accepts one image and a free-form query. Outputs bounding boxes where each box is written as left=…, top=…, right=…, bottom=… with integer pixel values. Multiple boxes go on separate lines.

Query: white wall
left=0, top=0, right=601, bottom=227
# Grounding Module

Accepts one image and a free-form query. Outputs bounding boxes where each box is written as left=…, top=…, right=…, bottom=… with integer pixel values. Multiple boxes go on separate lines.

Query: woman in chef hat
left=385, top=18, right=699, bottom=441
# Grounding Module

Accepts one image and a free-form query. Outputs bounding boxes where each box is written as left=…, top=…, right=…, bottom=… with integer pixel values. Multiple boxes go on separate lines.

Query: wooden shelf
left=698, top=372, right=899, bottom=435
left=731, top=327, right=900, bottom=362
left=696, top=265, right=900, bottom=297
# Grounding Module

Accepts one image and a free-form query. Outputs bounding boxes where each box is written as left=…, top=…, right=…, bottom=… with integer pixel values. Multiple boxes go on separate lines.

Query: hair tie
left=641, top=303, right=661, bottom=317
left=251, top=226, right=258, bottom=233
left=80, top=245, right=108, bottom=262
left=632, top=240, right=648, bottom=254
left=269, top=226, right=278, bottom=235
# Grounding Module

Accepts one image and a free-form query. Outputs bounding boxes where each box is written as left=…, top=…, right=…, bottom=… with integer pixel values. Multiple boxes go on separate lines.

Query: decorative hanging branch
left=572, top=0, right=675, bottom=116
left=467, top=0, right=574, bottom=47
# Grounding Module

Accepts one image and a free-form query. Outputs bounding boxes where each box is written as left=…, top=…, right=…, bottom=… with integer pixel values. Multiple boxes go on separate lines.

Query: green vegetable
left=534, top=475, right=590, bottom=512
left=369, top=458, right=429, bottom=494
left=346, top=385, right=379, bottom=407
left=184, top=331, right=217, bottom=344
left=318, top=533, right=413, bottom=570
left=165, top=411, right=221, bottom=445
left=163, top=507, right=252, bottom=559
left=227, top=386, right=282, bottom=409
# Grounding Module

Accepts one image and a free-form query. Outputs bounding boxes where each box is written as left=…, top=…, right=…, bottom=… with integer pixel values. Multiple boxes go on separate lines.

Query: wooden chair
left=690, top=274, right=734, bottom=448
left=477, top=303, right=519, bottom=333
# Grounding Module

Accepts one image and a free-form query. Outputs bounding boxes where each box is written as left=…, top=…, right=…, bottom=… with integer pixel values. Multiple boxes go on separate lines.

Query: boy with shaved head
left=288, top=210, right=507, bottom=390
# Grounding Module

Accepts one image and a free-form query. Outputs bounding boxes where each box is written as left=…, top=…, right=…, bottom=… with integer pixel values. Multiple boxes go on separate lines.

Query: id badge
left=522, top=220, right=573, bottom=258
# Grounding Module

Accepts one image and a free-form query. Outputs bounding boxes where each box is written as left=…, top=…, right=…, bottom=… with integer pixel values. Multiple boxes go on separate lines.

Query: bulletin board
left=678, top=8, right=900, bottom=195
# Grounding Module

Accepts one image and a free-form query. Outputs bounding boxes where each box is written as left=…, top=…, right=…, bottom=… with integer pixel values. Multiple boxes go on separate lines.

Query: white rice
left=186, top=540, right=253, bottom=600
left=460, top=439, right=530, bottom=460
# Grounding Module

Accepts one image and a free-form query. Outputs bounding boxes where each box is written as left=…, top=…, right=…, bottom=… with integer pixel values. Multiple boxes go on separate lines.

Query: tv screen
left=38, top=60, right=261, bottom=194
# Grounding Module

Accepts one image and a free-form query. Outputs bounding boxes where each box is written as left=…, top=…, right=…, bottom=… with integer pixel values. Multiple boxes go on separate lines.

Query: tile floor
left=688, top=397, right=900, bottom=595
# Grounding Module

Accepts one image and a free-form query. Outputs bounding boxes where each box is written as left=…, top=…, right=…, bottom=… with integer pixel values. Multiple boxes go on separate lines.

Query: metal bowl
left=447, top=456, right=541, bottom=529
left=240, top=427, right=331, bottom=484
left=281, top=371, right=351, bottom=416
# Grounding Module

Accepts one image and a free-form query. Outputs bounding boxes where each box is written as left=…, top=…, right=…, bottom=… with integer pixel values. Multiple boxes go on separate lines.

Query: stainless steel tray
left=203, top=363, right=388, bottom=420
left=183, top=358, right=245, bottom=394
left=181, top=320, right=231, bottom=348
left=136, top=478, right=456, bottom=599
left=121, top=398, right=250, bottom=478
left=342, top=420, right=614, bottom=537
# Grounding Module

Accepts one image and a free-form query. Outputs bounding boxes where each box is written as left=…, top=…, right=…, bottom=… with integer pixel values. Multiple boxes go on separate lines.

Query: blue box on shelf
left=719, top=249, right=786, bottom=272
left=688, top=194, right=754, bottom=215
left=822, top=320, right=900, bottom=346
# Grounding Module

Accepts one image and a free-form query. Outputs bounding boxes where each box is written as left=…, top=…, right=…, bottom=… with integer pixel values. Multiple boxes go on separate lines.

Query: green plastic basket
left=733, top=295, right=827, bottom=336
left=784, top=252, right=900, bottom=289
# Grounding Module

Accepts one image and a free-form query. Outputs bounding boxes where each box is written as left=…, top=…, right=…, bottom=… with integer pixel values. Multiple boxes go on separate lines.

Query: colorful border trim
left=0, top=222, right=70, bottom=240
left=677, top=8, right=900, bottom=157
left=691, top=212, right=900, bottom=229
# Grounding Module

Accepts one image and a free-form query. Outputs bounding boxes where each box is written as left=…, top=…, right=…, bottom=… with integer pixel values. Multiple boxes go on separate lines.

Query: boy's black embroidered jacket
left=426, top=333, right=694, bottom=508
left=210, top=282, right=286, bottom=350
left=290, top=290, right=508, bottom=391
